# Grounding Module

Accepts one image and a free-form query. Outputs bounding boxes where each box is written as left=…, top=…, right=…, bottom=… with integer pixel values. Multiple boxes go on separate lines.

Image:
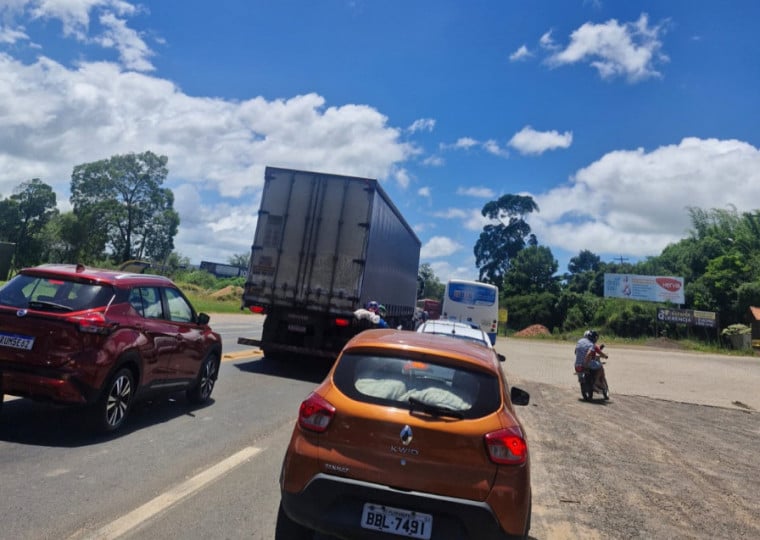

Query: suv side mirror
left=510, top=386, right=530, bottom=406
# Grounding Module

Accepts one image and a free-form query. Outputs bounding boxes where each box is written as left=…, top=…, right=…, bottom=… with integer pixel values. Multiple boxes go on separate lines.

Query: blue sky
left=1, top=1, right=759, bottom=282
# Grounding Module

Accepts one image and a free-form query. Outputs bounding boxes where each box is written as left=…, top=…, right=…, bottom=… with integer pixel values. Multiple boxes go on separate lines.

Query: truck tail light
left=249, top=305, right=266, bottom=315
left=333, top=318, right=351, bottom=327
left=298, top=392, right=336, bottom=433
left=485, top=427, right=528, bottom=465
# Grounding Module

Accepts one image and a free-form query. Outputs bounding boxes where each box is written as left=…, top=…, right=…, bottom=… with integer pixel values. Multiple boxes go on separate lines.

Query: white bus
left=441, top=279, right=499, bottom=345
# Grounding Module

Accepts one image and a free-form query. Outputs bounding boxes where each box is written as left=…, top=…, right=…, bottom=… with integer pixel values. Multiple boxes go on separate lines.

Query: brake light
left=66, top=312, right=113, bottom=335
left=334, top=318, right=350, bottom=327
left=298, top=392, right=336, bottom=433
left=485, top=427, right=528, bottom=465
left=249, top=305, right=266, bottom=314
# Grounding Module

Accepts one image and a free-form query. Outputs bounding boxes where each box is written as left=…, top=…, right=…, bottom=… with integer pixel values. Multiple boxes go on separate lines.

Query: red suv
left=0, top=264, right=222, bottom=433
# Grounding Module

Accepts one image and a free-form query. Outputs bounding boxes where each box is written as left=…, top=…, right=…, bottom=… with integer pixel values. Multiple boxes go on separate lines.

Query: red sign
left=656, top=277, right=682, bottom=292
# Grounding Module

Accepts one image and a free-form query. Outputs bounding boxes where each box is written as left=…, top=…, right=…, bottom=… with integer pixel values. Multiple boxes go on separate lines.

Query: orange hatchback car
left=277, top=328, right=531, bottom=540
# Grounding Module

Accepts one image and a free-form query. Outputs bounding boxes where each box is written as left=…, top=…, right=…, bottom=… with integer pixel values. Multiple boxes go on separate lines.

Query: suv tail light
left=485, top=427, right=528, bottom=465
left=66, top=312, right=113, bottom=335
left=333, top=318, right=351, bottom=327
left=249, top=305, right=266, bottom=315
left=298, top=392, right=336, bottom=433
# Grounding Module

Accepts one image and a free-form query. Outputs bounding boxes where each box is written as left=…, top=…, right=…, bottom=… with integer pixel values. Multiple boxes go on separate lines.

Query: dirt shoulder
left=518, top=383, right=759, bottom=540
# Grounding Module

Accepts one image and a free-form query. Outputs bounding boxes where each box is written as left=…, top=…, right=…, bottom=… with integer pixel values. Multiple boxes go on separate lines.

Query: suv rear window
left=333, top=353, right=501, bottom=419
left=0, top=275, right=114, bottom=312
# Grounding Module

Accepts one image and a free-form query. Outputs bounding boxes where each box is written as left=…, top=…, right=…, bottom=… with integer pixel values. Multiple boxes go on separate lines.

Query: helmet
left=377, top=304, right=387, bottom=317
left=366, top=301, right=379, bottom=312
left=586, top=330, right=599, bottom=343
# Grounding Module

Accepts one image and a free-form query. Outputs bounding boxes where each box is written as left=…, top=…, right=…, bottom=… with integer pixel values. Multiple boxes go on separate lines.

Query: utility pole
left=613, top=255, right=629, bottom=265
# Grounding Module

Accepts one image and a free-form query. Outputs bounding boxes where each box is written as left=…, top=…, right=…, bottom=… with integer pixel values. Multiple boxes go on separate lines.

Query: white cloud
left=96, top=12, right=154, bottom=72
left=394, top=167, right=411, bottom=189
left=451, top=137, right=478, bottom=150
left=0, top=54, right=417, bottom=262
left=422, top=155, right=444, bottom=166
left=531, top=137, right=760, bottom=259
left=408, top=118, right=435, bottom=133
left=0, top=24, right=29, bottom=44
left=442, top=137, right=508, bottom=158
left=457, top=186, right=494, bottom=198
left=433, top=207, right=489, bottom=232
left=545, top=13, right=668, bottom=82
left=483, top=139, right=509, bottom=157
left=508, top=125, right=573, bottom=155
left=420, top=236, right=463, bottom=259
left=509, top=44, right=531, bottom=62
left=418, top=186, right=431, bottom=198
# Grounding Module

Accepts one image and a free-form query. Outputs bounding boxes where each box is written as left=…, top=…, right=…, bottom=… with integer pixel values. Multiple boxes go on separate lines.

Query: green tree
left=0, top=179, right=58, bottom=268
left=503, top=245, right=560, bottom=297
left=417, top=263, right=445, bottom=300
left=565, top=249, right=601, bottom=293
left=228, top=252, right=251, bottom=269
left=70, top=151, right=179, bottom=264
left=474, top=194, right=539, bottom=289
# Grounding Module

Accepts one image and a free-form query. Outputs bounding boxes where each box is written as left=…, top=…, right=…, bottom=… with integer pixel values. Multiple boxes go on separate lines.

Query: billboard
left=604, top=273, right=685, bottom=304
left=657, top=308, right=717, bottom=328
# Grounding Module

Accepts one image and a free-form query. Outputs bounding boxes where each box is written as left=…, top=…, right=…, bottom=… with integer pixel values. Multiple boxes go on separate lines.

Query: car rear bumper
left=281, top=473, right=527, bottom=540
left=1, top=369, right=94, bottom=404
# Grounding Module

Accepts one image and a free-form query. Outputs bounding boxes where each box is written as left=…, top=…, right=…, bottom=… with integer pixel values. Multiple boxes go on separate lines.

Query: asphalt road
left=1, top=314, right=758, bottom=540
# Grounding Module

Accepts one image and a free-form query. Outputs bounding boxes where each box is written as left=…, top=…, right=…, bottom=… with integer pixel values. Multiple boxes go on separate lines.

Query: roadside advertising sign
left=604, top=273, right=685, bottom=304
left=657, top=308, right=718, bottom=328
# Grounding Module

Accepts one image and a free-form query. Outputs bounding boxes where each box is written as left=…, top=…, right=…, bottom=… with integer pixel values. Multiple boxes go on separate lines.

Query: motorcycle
left=575, top=345, right=609, bottom=401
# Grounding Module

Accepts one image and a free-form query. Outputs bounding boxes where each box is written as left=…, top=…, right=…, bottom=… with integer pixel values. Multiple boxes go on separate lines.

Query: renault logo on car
left=16, top=309, right=28, bottom=317
left=400, top=424, right=413, bottom=446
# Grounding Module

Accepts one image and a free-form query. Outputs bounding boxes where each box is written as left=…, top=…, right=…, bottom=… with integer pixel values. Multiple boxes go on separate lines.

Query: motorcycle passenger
left=575, top=330, right=608, bottom=391
left=376, top=304, right=389, bottom=328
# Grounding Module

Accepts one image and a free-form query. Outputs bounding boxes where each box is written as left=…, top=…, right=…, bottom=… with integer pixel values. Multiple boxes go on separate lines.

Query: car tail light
left=66, top=312, right=113, bottom=335
left=298, top=392, right=336, bottom=433
left=485, top=427, right=528, bottom=465
left=249, top=305, right=266, bottom=315
left=333, top=318, right=350, bottom=327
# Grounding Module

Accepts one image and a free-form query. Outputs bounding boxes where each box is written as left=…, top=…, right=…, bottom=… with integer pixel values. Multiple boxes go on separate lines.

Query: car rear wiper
left=408, top=397, right=465, bottom=419
left=28, top=300, right=74, bottom=312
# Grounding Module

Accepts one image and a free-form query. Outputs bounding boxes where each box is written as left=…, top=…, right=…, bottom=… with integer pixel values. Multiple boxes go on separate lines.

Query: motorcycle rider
left=575, top=329, right=608, bottom=392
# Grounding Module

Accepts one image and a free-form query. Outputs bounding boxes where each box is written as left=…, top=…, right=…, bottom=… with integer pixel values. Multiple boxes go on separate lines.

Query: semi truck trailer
left=238, top=166, right=421, bottom=359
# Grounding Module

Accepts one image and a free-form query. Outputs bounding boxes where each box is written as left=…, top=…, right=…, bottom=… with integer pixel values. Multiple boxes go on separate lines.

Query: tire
left=581, top=386, right=593, bottom=401
left=92, top=367, right=134, bottom=433
left=187, top=353, right=218, bottom=404
left=275, top=502, right=313, bottom=540
left=602, top=387, right=609, bottom=400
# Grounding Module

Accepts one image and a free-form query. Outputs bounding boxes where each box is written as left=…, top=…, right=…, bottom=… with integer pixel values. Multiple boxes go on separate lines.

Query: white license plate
left=0, top=331, right=35, bottom=350
left=361, top=503, right=432, bottom=539
left=287, top=324, right=307, bottom=333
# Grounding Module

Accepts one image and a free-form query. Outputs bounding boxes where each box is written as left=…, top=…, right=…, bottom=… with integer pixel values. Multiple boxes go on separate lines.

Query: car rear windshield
left=333, top=353, right=501, bottom=419
left=0, top=274, right=114, bottom=312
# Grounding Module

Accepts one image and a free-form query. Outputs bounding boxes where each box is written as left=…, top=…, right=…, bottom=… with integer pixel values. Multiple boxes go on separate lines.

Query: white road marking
left=74, top=446, right=262, bottom=539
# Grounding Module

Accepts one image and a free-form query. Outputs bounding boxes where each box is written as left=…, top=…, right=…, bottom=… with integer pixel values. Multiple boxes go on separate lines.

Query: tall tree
left=70, top=151, right=179, bottom=263
left=0, top=179, right=58, bottom=268
left=473, top=194, right=539, bottom=289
